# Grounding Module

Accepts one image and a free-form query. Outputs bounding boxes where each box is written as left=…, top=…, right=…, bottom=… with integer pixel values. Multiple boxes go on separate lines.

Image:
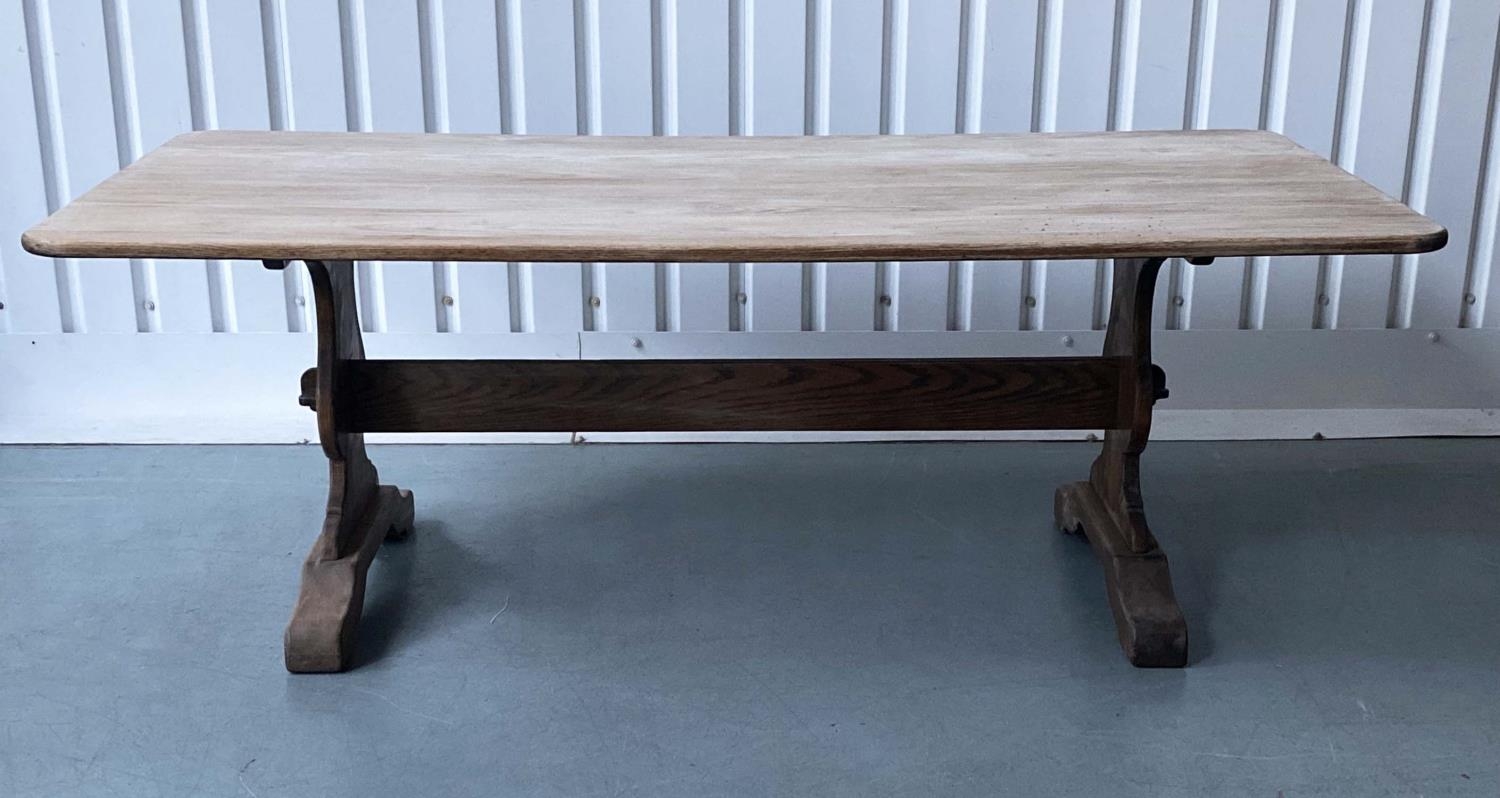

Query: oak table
left=23, top=130, right=1446, bottom=672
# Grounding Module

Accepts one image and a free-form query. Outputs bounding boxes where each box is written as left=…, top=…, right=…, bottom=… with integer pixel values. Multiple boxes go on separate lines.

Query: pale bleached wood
left=23, top=130, right=1445, bottom=263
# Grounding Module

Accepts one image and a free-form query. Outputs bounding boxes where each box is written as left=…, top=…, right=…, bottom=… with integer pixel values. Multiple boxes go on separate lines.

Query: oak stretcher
left=23, top=130, right=1446, bottom=672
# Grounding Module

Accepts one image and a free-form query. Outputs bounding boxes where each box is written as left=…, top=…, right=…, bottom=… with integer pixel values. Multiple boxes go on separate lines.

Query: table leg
left=1053, top=257, right=1188, bottom=667
left=267, top=259, right=415, bottom=673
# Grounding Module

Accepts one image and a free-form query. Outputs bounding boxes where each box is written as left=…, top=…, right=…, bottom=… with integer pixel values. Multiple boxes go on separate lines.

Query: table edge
left=19, top=225, right=1451, bottom=264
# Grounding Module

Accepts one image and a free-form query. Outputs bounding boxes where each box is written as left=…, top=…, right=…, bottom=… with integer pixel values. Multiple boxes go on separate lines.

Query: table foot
left=285, top=474, right=415, bottom=673
left=1055, top=480, right=1187, bottom=667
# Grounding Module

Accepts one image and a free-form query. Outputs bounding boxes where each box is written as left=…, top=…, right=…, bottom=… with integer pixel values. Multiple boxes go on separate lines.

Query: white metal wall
left=4, top=0, right=1500, bottom=443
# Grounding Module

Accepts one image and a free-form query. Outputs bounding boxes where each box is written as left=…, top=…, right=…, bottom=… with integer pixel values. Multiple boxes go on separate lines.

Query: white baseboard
left=4, top=329, right=1499, bottom=443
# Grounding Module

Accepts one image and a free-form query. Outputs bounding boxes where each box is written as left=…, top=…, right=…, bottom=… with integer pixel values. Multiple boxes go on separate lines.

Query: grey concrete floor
left=0, top=441, right=1497, bottom=797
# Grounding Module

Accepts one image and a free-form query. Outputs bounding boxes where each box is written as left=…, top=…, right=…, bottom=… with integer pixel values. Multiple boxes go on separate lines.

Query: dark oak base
left=286, top=484, right=414, bottom=673
left=1055, top=481, right=1188, bottom=667
left=267, top=256, right=1190, bottom=671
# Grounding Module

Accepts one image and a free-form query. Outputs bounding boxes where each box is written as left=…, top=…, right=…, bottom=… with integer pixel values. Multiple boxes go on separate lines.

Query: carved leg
left=1054, top=257, right=1188, bottom=667
left=266, top=259, right=415, bottom=673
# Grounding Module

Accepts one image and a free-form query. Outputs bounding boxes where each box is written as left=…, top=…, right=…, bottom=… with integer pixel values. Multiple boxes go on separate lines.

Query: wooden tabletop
left=22, top=130, right=1445, bottom=264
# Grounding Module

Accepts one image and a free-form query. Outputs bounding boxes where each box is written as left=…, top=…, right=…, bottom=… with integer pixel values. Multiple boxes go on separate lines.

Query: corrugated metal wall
left=3, top=0, right=1497, bottom=339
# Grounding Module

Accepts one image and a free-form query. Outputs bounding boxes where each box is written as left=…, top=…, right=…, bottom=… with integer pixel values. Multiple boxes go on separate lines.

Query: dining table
left=22, top=129, right=1447, bottom=672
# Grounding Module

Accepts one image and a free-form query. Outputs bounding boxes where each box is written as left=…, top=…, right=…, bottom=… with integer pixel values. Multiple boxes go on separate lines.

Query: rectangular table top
left=22, top=129, right=1445, bottom=264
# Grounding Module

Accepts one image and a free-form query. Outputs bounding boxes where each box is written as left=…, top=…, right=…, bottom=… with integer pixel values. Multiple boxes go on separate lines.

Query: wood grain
left=23, top=130, right=1445, bottom=263
left=333, top=357, right=1126, bottom=432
